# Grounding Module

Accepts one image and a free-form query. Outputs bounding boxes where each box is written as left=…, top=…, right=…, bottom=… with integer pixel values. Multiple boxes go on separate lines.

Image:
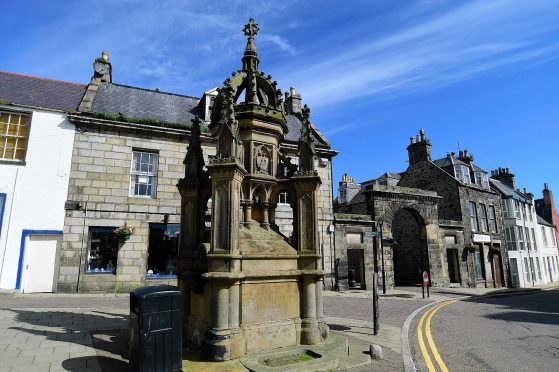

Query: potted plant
left=114, top=224, right=135, bottom=241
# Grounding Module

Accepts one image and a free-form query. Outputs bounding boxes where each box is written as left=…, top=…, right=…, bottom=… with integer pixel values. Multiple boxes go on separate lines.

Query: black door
left=447, top=249, right=460, bottom=284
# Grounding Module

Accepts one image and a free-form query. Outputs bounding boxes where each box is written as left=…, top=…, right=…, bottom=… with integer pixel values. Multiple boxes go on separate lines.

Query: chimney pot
left=544, top=183, right=549, bottom=190
left=101, top=51, right=110, bottom=61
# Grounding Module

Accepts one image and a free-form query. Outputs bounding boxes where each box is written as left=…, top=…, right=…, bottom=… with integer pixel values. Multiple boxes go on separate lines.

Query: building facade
left=535, top=183, right=559, bottom=252
left=336, top=130, right=510, bottom=289
left=56, top=52, right=336, bottom=293
left=490, top=168, right=558, bottom=287
left=0, top=72, right=84, bottom=292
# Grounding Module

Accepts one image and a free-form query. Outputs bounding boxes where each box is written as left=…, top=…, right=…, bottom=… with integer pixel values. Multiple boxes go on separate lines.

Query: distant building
left=336, top=130, right=510, bottom=289
left=0, top=72, right=84, bottom=292
left=535, top=183, right=559, bottom=252
left=490, top=169, right=559, bottom=287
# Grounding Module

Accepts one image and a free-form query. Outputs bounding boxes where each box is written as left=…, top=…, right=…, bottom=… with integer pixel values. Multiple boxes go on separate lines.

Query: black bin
left=129, top=285, right=182, bottom=372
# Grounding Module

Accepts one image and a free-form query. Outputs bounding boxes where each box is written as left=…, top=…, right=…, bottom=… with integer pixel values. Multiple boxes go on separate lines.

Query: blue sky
left=3, top=0, right=559, bottom=198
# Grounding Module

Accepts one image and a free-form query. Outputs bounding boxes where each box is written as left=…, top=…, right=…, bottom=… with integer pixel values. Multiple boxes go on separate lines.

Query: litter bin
left=129, top=285, right=182, bottom=372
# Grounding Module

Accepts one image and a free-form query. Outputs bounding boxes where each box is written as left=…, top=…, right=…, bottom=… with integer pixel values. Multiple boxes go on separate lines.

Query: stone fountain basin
left=240, top=335, right=350, bottom=371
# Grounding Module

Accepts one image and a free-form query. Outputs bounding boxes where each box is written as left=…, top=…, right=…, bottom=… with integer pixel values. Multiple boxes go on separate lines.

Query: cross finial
left=243, top=18, right=259, bottom=38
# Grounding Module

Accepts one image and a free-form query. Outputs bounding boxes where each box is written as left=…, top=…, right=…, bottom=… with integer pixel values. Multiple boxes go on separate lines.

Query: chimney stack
left=338, top=173, right=361, bottom=204
left=490, top=167, right=516, bottom=189
left=284, top=87, right=302, bottom=114
left=406, top=129, right=431, bottom=165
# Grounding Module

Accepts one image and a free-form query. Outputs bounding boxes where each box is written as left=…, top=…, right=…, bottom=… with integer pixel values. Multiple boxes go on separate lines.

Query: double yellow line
left=416, top=298, right=464, bottom=372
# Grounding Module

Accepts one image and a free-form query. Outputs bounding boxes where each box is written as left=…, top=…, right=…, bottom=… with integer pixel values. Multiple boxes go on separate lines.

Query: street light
left=378, top=218, right=386, bottom=294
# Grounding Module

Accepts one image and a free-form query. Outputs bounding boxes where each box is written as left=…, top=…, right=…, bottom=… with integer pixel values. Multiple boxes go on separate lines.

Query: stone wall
left=57, top=126, right=216, bottom=292
left=58, top=125, right=336, bottom=293
left=333, top=214, right=375, bottom=291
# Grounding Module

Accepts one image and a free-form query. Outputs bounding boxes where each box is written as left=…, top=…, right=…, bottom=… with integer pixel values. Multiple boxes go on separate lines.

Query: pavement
left=0, top=283, right=557, bottom=371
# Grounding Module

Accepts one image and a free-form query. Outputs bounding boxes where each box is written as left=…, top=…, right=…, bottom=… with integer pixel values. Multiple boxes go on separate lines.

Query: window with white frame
left=531, top=228, right=537, bottom=251
left=524, top=257, right=530, bottom=283
left=489, top=205, right=498, bottom=232
left=536, top=259, right=542, bottom=280
left=501, top=199, right=510, bottom=219
left=552, top=230, right=558, bottom=248
left=525, top=227, right=531, bottom=250
left=454, top=165, right=471, bottom=184
left=504, top=226, right=517, bottom=251
left=469, top=202, right=479, bottom=231
left=130, top=150, right=159, bottom=197
left=514, top=200, right=521, bottom=219
left=474, top=172, right=489, bottom=189
left=528, top=205, right=533, bottom=222
left=522, top=203, right=527, bottom=221
left=0, top=111, right=30, bottom=162
left=541, top=226, right=548, bottom=247
left=479, top=204, right=489, bottom=232
left=517, top=226, right=524, bottom=250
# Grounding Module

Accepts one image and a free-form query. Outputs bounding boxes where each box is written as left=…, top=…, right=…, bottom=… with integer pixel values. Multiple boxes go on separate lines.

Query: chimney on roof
left=284, top=87, right=302, bottom=114
left=92, top=51, right=112, bottom=83
left=457, top=148, right=474, bottom=164
left=490, top=166, right=516, bottom=189
left=78, top=51, right=113, bottom=112
left=406, top=129, right=431, bottom=165
left=338, top=173, right=360, bottom=204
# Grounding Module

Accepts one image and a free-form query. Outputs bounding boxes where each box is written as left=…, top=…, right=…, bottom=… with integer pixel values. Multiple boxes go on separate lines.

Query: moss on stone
left=84, top=111, right=209, bottom=133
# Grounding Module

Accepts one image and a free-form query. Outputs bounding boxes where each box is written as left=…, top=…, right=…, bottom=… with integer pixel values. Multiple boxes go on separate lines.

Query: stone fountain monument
left=177, top=18, right=329, bottom=361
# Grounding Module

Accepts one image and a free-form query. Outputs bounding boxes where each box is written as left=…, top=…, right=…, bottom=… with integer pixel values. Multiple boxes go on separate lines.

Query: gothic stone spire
left=298, top=104, right=316, bottom=172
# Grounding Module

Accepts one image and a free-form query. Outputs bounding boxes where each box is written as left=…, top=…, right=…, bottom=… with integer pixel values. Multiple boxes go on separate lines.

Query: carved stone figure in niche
left=255, top=145, right=271, bottom=175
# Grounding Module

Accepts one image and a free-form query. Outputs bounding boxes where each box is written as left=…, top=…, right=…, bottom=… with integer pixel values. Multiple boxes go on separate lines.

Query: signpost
left=372, top=272, right=379, bottom=335
left=422, top=271, right=430, bottom=299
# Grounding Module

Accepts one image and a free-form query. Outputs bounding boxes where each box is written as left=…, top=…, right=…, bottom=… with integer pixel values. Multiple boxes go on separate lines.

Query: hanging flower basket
left=464, top=245, right=476, bottom=253
left=114, top=225, right=135, bottom=241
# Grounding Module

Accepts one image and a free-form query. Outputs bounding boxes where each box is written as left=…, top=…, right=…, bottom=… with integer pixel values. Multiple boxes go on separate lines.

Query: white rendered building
left=0, top=72, right=84, bottom=292
left=537, top=215, right=559, bottom=284
left=491, top=169, right=559, bottom=287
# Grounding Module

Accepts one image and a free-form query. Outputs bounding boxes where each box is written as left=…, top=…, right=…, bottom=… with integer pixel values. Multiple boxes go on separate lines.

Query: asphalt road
left=413, top=289, right=559, bottom=372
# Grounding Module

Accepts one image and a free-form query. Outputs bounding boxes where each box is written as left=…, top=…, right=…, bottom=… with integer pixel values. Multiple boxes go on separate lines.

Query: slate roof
left=90, top=83, right=200, bottom=124
left=432, top=156, right=468, bottom=168
left=285, top=114, right=330, bottom=148
left=489, top=178, right=530, bottom=202
left=537, top=214, right=555, bottom=227
left=0, top=71, right=86, bottom=111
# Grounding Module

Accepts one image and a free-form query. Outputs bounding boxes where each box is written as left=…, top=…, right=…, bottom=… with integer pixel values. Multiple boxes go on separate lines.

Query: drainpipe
left=76, top=201, right=87, bottom=293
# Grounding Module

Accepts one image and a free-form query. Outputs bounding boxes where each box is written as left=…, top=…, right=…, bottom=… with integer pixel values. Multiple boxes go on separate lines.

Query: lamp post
left=378, top=219, right=386, bottom=294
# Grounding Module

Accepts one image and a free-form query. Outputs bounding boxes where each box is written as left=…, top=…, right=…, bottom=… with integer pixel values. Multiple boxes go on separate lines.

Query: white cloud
left=259, top=34, right=297, bottom=55
left=281, top=0, right=559, bottom=108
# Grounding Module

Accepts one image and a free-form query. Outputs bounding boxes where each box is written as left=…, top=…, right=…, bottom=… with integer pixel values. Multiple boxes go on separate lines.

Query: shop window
left=130, top=150, right=158, bottom=197
left=87, top=227, right=119, bottom=273
left=0, top=111, right=30, bottom=162
left=146, top=223, right=179, bottom=278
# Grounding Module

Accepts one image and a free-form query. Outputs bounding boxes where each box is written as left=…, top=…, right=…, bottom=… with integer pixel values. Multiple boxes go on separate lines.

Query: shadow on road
left=9, top=309, right=129, bottom=371
left=463, top=289, right=559, bottom=325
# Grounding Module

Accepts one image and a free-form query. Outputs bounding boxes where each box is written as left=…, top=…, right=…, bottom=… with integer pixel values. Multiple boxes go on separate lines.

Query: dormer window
left=474, top=172, right=489, bottom=189
left=454, top=165, right=470, bottom=184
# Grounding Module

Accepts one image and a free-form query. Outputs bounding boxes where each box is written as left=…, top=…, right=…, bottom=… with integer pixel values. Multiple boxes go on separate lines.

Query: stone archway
left=363, top=185, right=447, bottom=288
left=391, top=208, right=428, bottom=285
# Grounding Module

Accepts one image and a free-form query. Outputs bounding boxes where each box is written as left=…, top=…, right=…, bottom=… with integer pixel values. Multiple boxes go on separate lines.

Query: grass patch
left=261, top=351, right=319, bottom=367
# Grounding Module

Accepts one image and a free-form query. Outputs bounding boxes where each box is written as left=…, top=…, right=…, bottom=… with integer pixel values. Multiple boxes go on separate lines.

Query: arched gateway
left=363, top=184, right=449, bottom=288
